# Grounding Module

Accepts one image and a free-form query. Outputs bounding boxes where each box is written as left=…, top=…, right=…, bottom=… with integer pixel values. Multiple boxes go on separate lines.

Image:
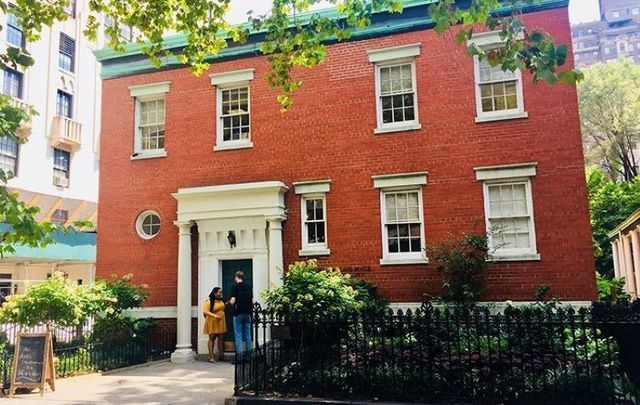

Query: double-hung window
left=56, top=90, right=72, bottom=118
left=373, top=172, right=428, bottom=265
left=6, top=10, right=24, bottom=48
left=0, top=136, right=19, bottom=177
left=367, top=44, right=421, bottom=134
left=475, top=163, right=539, bottom=261
left=129, top=81, right=170, bottom=159
left=294, top=180, right=331, bottom=256
left=53, top=148, right=70, bottom=186
left=3, top=69, right=23, bottom=99
left=58, top=33, right=75, bottom=72
left=210, top=69, right=254, bottom=150
left=469, top=32, right=527, bottom=123
left=138, top=98, right=165, bottom=151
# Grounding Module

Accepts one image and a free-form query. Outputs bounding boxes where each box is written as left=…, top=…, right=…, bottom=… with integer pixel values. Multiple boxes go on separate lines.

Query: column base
left=170, top=348, right=196, bottom=363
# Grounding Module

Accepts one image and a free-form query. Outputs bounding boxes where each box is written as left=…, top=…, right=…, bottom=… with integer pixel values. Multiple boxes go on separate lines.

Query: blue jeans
left=233, top=313, right=252, bottom=356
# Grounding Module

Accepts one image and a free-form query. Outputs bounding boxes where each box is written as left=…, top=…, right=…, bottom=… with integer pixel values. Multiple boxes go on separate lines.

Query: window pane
left=316, top=222, right=325, bottom=243
left=399, top=238, right=410, bottom=252
left=388, top=237, right=399, bottom=253
left=308, top=221, right=317, bottom=243
left=481, top=97, right=494, bottom=112
left=410, top=237, right=421, bottom=252
left=306, top=199, right=315, bottom=220
left=314, top=200, right=323, bottom=220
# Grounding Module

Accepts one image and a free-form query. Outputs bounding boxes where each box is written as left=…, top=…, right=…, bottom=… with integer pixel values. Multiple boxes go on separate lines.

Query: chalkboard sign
left=9, top=332, right=55, bottom=397
left=14, top=335, right=45, bottom=384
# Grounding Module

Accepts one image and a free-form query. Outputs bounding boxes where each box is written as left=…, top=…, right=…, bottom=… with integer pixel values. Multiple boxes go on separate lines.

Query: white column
left=632, top=229, right=640, bottom=299
left=623, top=235, right=637, bottom=297
left=88, top=264, right=96, bottom=286
left=267, top=217, right=285, bottom=288
left=617, top=239, right=629, bottom=290
left=612, top=241, right=621, bottom=279
left=171, top=221, right=196, bottom=363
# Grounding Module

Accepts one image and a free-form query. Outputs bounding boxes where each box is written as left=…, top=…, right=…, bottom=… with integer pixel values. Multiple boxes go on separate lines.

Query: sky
left=227, top=0, right=602, bottom=25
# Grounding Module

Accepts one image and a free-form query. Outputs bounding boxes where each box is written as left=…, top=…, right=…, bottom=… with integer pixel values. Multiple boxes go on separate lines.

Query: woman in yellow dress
left=203, top=287, right=227, bottom=362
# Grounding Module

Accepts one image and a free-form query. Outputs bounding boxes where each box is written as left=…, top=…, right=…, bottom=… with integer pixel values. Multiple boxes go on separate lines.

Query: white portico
left=171, top=181, right=288, bottom=361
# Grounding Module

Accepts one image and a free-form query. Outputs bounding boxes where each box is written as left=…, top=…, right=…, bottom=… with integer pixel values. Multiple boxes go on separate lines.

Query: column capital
left=266, top=216, right=286, bottom=228
left=174, top=220, right=193, bottom=234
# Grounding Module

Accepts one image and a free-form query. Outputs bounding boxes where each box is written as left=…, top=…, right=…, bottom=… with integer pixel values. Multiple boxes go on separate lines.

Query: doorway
left=222, top=259, right=253, bottom=351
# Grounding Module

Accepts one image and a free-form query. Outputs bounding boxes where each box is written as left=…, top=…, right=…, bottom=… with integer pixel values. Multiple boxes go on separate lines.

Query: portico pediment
left=173, top=181, right=288, bottom=222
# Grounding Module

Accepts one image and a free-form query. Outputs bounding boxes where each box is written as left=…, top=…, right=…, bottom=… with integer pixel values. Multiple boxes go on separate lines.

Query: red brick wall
left=96, top=7, right=597, bottom=305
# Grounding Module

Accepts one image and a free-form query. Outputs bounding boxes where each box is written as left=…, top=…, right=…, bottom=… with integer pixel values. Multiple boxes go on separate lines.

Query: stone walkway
left=0, top=359, right=234, bottom=405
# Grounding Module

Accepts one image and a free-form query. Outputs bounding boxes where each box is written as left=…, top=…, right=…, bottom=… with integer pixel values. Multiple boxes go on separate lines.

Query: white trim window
left=475, top=163, right=540, bottom=261
left=367, top=44, right=421, bottom=134
left=135, top=210, right=161, bottom=240
left=129, top=81, right=170, bottom=159
left=294, top=180, right=330, bottom=256
left=373, top=172, right=428, bottom=265
left=211, top=69, right=254, bottom=151
left=138, top=98, right=165, bottom=151
left=469, top=32, right=527, bottom=123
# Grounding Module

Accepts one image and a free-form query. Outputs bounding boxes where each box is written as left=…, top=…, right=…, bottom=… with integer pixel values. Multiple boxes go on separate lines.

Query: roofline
left=94, top=0, right=438, bottom=62
left=608, top=207, right=640, bottom=239
left=97, top=0, right=570, bottom=79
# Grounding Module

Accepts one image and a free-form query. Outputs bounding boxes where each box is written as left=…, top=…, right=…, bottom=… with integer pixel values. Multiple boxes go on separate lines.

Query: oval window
left=135, top=210, right=161, bottom=239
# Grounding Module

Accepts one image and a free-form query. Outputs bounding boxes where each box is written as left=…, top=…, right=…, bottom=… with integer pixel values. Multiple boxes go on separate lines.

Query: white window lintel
left=467, top=31, right=524, bottom=48
left=293, top=180, right=331, bottom=195
left=373, top=172, right=428, bottom=189
left=210, top=68, right=255, bottom=87
left=367, top=43, right=421, bottom=63
left=129, top=81, right=171, bottom=98
left=474, top=163, right=537, bottom=182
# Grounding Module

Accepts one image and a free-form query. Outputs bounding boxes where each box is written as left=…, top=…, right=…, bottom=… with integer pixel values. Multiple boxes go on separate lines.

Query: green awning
left=0, top=224, right=96, bottom=262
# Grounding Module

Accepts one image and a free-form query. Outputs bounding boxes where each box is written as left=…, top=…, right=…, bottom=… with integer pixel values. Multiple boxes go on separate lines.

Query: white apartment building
left=0, top=1, right=109, bottom=296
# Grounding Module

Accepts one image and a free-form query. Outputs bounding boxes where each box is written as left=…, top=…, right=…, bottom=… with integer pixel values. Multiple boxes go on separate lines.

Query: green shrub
left=429, top=233, right=491, bottom=305
left=263, top=260, right=362, bottom=320
left=596, top=272, right=631, bottom=304
left=95, top=273, right=147, bottom=316
left=0, top=272, right=109, bottom=328
left=90, top=274, right=151, bottom=345
left=348, top=278, right=389, bottom=316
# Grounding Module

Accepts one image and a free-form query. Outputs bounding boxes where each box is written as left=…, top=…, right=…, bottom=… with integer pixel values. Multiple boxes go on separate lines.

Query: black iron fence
left=0, top=324, right=175, bottom=390
left=236, top=302, right=640, bottom=404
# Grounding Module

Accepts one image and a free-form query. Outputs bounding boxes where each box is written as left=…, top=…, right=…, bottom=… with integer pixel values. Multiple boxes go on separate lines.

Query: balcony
left=9, top=97, right=33, bottom=139
left=50, top=116, right=82, bottom=150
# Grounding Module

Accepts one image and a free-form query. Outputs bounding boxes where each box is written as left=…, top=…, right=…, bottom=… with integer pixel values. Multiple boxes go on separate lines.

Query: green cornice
left=97, top=0, right=570, bottom=79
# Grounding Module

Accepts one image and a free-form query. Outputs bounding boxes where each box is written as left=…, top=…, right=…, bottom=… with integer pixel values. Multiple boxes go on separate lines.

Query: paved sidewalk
left=0, top=359, right=234, bottom=405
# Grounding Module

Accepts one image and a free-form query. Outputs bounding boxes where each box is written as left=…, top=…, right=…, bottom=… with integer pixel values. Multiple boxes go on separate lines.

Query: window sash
left=6, top=12, right=24, bottom=48
left=376, top=62, right=418, bottom=128
left=0, top=136, right=18, bottom=175
left=302, top=196, right=327, bottom=248
left=53, top=149, right=70, bottom=180
left=58, top=34, right=75, bottom=72
left=381, top=190, right=424, bottom=256
left=56, top=91, right=72, bottom=118
left=3, top=70, right=23, bottom=99
left=219, top=86, right=250, bottom=143
left=136, top=97, right=166, bottom=152
left=483, top=180, right=536, bottom=255
left=474, top=55, right=524, bottom=117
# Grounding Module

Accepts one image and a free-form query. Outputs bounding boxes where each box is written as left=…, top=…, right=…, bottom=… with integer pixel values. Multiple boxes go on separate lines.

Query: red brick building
left=95, top=0, right=596, bottom=360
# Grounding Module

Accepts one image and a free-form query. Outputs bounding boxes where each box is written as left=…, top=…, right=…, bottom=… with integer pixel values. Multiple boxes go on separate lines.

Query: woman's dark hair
left=209, top=287, right=222, bottom=313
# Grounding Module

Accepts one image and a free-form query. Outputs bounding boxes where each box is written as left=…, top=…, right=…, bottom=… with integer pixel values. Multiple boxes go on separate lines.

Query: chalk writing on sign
left=14, top=336, right=46, bottom=384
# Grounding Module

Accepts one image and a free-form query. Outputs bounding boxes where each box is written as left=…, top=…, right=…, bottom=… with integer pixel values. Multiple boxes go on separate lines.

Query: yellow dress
left=203, top=299, right=227, bottom=335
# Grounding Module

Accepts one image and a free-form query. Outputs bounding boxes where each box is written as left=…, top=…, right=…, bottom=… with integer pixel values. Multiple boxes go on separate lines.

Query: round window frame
left=135, top=210, right=161, bottom=240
